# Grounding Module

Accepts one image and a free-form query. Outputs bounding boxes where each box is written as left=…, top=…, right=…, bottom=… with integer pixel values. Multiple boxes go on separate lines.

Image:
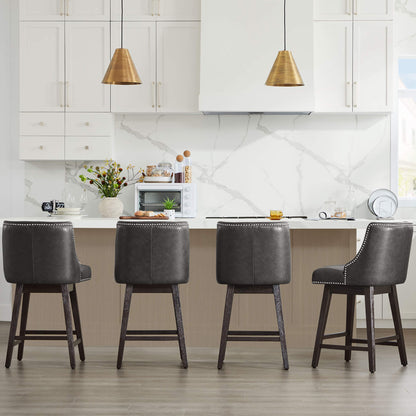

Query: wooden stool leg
left=345, top=293, right=355, bottom=362
left=17, top=291, right=30, bottom=361
left=389, top=285, right=407, bottom=366
left=117, top=284, right=133, bottom=369
left=171, top=284, right=188, bottom=369
left=312, top=285, right=332, bottom=368
left=217, top=285, right=235, bottom=370
left=5, top=283, right=23, bottom=368
left=273, top=285, right=289, bottom=370
left=364, top=286, right=376, bottom=373
left=61, top=284, right=76, bottom=370
left=70, top=285, right=85, bottom=361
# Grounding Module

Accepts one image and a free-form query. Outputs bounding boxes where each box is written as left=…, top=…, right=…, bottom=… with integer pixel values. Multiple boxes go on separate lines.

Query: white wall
left=0, top=0, right=23, bottom=321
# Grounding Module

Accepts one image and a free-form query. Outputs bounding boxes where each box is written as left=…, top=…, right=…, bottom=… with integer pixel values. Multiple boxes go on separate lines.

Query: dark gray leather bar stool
left=2, top=221, right=91, bottom=369
left=115, top=221, right=189, bottom=369
left=312, top=222, right=413, bottom=373
left=216, top=221, right=291, bottom=370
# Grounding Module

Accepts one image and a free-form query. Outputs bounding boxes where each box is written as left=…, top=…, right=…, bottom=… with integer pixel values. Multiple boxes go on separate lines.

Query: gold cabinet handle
left=60, top=0, right=65, bottom=16
left=85, top=122, right=90, bottom=126
left=353, top=82, right=357, bottom=108
left=66, top=0, right=70, bottom=16
left=157, top=82, right=162, bottom=108
left=346, top=0, right=352, bottom=15
left=39, top=145, right=44, bottom=150
left=152, top=82, right=156, bottom=108
left=345, top=81, right=351, bottom=108
left=39, top=121, right=45, bottom=126
left=84, top=145, right=89, bottom=150
left=354, top=0, right=358, bottom=15
left=66, top=81, right=69, bottom=107
left=151, top=0, right=155, bottom=16
left=60, top=81, right=65, bottom=107
left=157, top=0, right=161, bottom=16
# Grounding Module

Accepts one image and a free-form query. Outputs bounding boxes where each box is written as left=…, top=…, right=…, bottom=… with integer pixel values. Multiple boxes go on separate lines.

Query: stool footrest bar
left=321, top=343, right=369, bottom=352
left=227, top=336, right=280, bottom=342
left=322, top=331, right=347, bottom=340
left=126, top=330, right=177, bottom=335
left=125, top=336, right=179, bottom=341
left=228, top=330, right=279, bottom=336
left=25, top=330, right=76, bottom=335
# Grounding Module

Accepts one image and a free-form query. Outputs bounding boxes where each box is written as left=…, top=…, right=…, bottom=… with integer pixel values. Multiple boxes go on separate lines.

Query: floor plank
left=1, top=323, right=416, bottom=415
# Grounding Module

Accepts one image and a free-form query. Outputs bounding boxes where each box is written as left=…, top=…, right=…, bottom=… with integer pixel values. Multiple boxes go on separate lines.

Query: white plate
left=372, top=195, right=397, bottom=218
left=144, top=176, right=172, bottom=183
left=367, top=189, right=398, bottom=216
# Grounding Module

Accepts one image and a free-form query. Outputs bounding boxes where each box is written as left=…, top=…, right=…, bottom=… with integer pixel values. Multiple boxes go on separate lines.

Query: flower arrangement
left=79, top=160, right=143, bottom=198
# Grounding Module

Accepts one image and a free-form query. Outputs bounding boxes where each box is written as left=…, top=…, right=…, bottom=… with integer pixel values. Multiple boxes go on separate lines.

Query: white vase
left=163, top=209, right=176, bottom=220
left=99, top=197, right=124, bottom=218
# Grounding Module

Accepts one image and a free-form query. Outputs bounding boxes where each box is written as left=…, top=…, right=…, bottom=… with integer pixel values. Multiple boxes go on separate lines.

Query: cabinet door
left=314, top=0, right=352, bottom=20
left=353, top=21, right=392, bottom=112
left=111, top=0, right=155, bottom=21
left=20, top=22, right=65, bottom=112
left=20, top=137, right=64, bottom=160
left=353, top=0, right=393, bottom=20
left=19, top=0, right=65, bottom=21
left=157, top=22, right=200, bottom=113
left=314, top=22, right=353, bottom=112
left=65, top=0, right=110, bottom=21
left=158, top=0, right=201, bottom=21
left=111, top=22, right=156, bottom=113
left=65, top=22, right=110, bottom=112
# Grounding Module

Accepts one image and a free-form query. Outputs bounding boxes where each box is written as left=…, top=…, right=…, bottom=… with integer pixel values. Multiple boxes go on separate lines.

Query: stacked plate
left=367, top=189, right=398, bottom=219
left=55, top=207, right=84, bottom=218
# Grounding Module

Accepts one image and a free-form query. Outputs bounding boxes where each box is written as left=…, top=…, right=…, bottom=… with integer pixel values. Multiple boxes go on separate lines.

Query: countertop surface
left=1, top=217, right=414, bottom=230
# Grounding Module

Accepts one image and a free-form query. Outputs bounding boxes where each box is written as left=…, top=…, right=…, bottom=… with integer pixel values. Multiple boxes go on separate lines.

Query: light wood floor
left=1, top=323, right=416, bottom=415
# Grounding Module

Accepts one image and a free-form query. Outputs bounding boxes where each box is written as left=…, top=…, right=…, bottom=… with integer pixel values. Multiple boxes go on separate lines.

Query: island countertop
left=1, top=216, right=411, bottom=229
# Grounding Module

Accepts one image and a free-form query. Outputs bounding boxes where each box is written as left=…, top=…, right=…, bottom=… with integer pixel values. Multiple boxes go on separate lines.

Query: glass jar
left=174, top=155, right=184, bottom=183
left=144, top=163, right=173, bottom=182
left=183, top=150, right=192, bottom=183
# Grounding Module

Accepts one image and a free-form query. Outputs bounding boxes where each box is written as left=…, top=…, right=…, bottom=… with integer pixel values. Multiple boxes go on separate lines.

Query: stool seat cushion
left=80, top=264, right=92, bottom=281
left=312, top=265, right=345, bottom=285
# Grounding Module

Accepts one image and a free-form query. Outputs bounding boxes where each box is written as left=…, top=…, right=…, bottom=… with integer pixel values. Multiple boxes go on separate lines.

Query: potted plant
left=79, top=160, right=143, bottom=218
left=163, top=197, right=177, bottom=220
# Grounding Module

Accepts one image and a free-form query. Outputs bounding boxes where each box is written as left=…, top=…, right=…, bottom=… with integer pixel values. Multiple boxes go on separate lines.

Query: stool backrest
left=115, top=221, right=190, bottom=285
left=345, top=222, right=413, bottom=286
left=2, top=221, right=81, bottom=284
left=216, top=222, right=291, bottom=285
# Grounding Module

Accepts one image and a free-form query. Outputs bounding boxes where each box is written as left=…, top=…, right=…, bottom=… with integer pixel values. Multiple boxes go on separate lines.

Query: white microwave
left=135, top=183, right=197, bottom=218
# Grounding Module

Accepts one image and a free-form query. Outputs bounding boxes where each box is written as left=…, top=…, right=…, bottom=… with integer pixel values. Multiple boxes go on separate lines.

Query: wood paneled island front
left=1, top=218, right=368, bottom=348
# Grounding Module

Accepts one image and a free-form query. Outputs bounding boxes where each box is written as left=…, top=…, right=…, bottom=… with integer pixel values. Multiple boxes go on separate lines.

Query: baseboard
left=0, top=303, right=11, bottom=322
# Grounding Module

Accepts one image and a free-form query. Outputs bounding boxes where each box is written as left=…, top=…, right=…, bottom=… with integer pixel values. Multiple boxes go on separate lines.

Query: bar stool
left=216, top=222, right=291, bottom=370
left=115, top=221, right=189, bottom=369
left=311, top=222, right=413, bottom=373
left=2, top=221, right=91, bottom=369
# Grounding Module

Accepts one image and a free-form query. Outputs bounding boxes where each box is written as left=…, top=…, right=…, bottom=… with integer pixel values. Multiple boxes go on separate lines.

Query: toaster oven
left=135, top=183, right=197, bottom=218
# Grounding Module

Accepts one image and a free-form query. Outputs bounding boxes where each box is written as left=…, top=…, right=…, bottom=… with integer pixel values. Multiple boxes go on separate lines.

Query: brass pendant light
left=102, top=0, right=141, bottom=85
left=266, top=0, right=304, bottom=87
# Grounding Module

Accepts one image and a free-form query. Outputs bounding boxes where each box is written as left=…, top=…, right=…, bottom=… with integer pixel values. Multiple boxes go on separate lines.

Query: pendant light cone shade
left=102, top=48, right=142, bottom=85
left=266, top=50, right=304, bottom=87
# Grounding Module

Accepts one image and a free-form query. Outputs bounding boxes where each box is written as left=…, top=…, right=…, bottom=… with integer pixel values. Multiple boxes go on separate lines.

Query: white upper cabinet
left=111, top=22, right=156, bottom=112
left=314, top=22, right=352, bottom=112
left=314, top=0, right=393, bottom=20
left=111, top=0, right=200, bottom=21
left=19, top=0, right=110, bottom=21
left=314, top=20, right=392, bottom=112
left=19, top=0, right=65, bottom=21
left=157, top=22, right=200, bottom=112
left=20, top=22, right=65, bottom=111
left=314, top=0, right=353, bottom=20
left=200, top=0, right=313, bottom=113
left=65, top=0, right=110, bottom=21
left=353, top=0, right=393, bottom=20
left=353, top=21, right=392, bottom=112
left=65, top=22, right=110, bottom=112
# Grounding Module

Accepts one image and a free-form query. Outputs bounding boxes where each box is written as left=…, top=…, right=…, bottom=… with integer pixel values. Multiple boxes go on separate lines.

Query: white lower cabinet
left=20, top=113, right=113, bottom=160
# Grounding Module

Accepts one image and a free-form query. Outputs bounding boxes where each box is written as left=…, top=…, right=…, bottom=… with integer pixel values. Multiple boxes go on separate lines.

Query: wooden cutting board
left=119, top=215, right=169, bottom=220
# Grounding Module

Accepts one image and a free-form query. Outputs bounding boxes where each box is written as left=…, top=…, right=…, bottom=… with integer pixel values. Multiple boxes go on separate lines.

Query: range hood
left=199, top=0, right=314, bottom=114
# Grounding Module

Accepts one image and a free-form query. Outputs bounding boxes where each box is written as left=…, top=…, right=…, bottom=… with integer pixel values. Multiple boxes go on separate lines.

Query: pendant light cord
left=284, top=0, right=286, bottom=51
left=121, top=0, right=124, bottom=49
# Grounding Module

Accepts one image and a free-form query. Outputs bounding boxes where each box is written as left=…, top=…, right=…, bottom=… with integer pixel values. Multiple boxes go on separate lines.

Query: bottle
left=183, top=150, right=192, bottom=183
left=174, top=155, right=184, bottom=183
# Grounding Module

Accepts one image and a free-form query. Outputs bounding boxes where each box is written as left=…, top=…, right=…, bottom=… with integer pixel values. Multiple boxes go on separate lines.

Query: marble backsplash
left=24, top=113, right=391, bottom=219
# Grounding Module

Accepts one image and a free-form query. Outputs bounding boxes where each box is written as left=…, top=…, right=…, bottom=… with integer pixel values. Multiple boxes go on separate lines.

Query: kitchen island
left=0, top=217, right=381, bottom=348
